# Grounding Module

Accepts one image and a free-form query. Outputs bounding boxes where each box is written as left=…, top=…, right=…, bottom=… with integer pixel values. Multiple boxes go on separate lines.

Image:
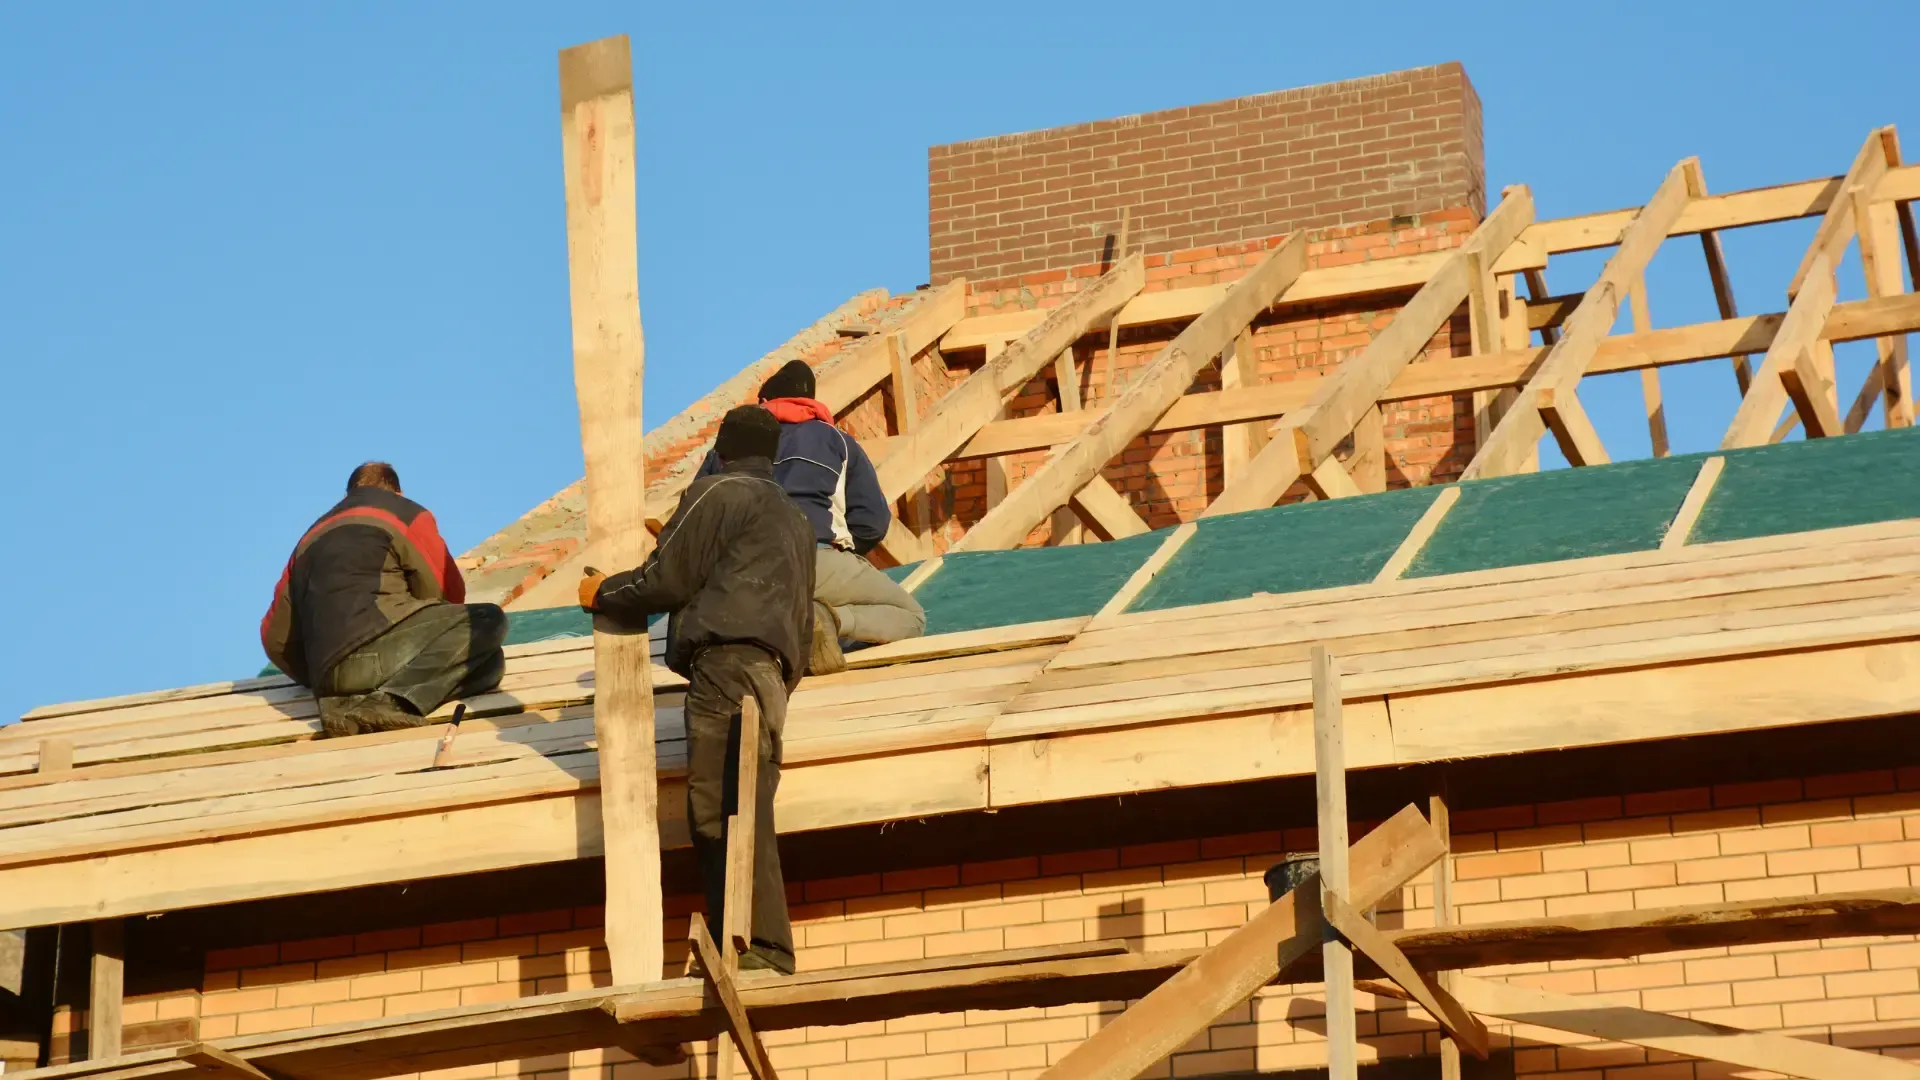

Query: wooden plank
left=985, top=699, right=1394, bottom=807
left=89, top=919, right=124, bottom=1060
left=688, top=915, right=776, bottom=1080
left=1093, top=522, right=1196, bottom=620
left=559, top=34, right=662, bottom=985
left=1388, top=636, right=1920, bottom=764
left=1450, top=974, right=1920, bottom=1080
left=723, top=696, right=761, bottom=958
left=1723, top=251, right=1838, bottom=448
left=1537, top=385, right=1610, bottom=466
left=957, top=234, right=1309, bottom=550
left=1320, top=892, right=1489, bottom=1059
left=1311, top=644, right=1358, bottom=1080
left=1036, top=804, right=1444, bottom=1080
left=1205, top=189, right=1535, bottom=516
left=874, top=255, right=1144, bottom=503
left=1465, top=161, right=1693, bottom=479
left=1373, top=487, right=1460, bottom=584
left=1659, top=456, right=1724, bottom=550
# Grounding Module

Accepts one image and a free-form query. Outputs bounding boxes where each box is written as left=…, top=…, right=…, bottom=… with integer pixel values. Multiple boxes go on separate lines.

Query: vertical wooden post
left=1311, top=644, right=1357, bottom=1080
left=1050, top=345, right=1085, bottom=546
left=559, top=34, right=664, bottom=986
left=1628, top=277, right=1669, bottom=457
left=887, top=333, right=930, bottom=535
left=1856, top=188, right=1914, bottom=428
left=983, top=340, right=1012, bottom=510
left=1219, top=328, right=1268, bottom=487
left=1430, top=787, right=1460, bottom=1080
left=87, top=920, right=123, bottom=1061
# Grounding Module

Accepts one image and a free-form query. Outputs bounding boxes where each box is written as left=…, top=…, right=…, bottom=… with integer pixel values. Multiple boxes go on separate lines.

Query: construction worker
left=580, top=405, right=811, bottom=975
left=697, top=359, right=927, bottom=674
left=261, top=462, right=507, bottom=738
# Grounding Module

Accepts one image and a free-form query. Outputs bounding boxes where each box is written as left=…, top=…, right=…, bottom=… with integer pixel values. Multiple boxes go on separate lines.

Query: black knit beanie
left=758, top=359, right=816, bottom=401
left=714, top=404, right=782, bottom=463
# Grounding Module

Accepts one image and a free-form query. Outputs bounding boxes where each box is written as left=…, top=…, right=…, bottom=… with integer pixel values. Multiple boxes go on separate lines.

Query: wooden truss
left=825, top=132, right=1918, bottom=561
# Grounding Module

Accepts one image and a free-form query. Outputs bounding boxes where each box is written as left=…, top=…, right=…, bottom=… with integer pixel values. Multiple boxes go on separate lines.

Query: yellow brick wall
left=168, top=767, right=1920, bottom=1079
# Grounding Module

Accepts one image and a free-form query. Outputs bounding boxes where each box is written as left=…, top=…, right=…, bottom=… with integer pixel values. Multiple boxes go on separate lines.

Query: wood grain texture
left=559, top=34, right=662, bottom=984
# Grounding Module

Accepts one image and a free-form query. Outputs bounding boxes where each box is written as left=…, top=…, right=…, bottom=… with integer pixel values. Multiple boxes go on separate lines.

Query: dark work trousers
left=318, top=602, right=509, bottom=720
left=684, top=643, right=793, bottom=960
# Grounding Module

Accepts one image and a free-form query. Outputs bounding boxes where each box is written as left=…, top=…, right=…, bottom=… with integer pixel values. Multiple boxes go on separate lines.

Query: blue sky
left=1, top=0, right=1915, bottom=723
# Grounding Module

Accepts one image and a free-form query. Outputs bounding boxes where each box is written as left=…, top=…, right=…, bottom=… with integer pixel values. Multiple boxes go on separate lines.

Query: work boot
left=737, top=942, right=796, bottom=977
left=632, top=1044, right=691, bottom=1066
left=808, top=601, right=846, bottom=676
left=316, top=693, right=421, bottom=738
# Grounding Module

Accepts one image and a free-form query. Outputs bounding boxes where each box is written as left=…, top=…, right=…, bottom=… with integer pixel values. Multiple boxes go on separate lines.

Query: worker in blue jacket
left=697, top=360, right=926, bottom=673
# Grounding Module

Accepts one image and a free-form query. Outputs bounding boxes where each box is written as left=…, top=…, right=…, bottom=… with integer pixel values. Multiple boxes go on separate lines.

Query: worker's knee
left=465, top=603, right=509, bottom=649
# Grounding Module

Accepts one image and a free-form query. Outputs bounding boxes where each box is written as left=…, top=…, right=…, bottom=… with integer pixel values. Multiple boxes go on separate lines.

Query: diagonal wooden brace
left=690, top=913, right=779, bottom=1080
left=1037, top=803, right=1445, bottom=1080
left=1320, top=890, right=1490, bottom=1060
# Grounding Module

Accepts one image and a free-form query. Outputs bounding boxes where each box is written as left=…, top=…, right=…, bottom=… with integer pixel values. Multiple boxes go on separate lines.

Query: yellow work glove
left=578, top=568, right=607, bottom=611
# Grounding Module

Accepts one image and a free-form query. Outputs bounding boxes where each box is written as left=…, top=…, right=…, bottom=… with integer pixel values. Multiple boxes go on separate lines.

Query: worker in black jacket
left=577, top=405, right=813, bottom=975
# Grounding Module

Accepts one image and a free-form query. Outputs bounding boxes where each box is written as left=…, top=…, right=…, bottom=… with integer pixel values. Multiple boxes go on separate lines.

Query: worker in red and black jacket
left=261, top=462, right=507, bottom=738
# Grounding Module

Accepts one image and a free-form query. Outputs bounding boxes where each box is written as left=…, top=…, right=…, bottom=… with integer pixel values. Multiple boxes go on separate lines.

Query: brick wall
left=929, top=63, right=1484, bottom=288
left=141, top=767, right=1920, bottom=1079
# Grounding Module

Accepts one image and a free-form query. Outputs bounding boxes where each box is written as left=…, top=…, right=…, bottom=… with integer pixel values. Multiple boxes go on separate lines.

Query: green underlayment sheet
left=1691, top=425, right=1920, bottom=543
left=1129, top=486, right=1443, bottom=612
left=1404, top=453, right=1708, bottom=578
left=262, top=428, right=1920, bottom=674
left=901, top=531, right=1166, bottom=636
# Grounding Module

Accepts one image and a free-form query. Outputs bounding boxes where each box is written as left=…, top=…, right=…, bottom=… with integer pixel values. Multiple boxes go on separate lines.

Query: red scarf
left=763, top=397, right=833, bottom=423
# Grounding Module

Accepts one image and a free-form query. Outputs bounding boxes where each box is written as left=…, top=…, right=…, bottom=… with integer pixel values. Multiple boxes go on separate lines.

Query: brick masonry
left=929, top=63, right=1484, bottom=288
left=94, top=767, right=1920, bottom=1078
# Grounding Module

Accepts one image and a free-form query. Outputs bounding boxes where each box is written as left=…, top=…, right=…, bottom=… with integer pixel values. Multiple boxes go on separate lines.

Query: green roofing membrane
left=1405, top=453, right=1707, bottom=578
left=905, top=530, right=1166, bottom=635
left=1691, top=426, right=1920, bottom=543
left=1130, top=485, right=1442, bottom=612
left=464, top=430, right=1920, bottom=654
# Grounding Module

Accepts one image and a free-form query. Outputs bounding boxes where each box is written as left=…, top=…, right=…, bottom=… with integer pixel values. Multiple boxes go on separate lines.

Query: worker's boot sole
left=809, top=602, right=846, bottom=676
left=320, top=693, right=424, bottom=738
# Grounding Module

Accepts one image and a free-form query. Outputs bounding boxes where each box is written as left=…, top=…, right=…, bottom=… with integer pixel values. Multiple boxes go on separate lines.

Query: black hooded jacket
left=593, top=457, right=815, bottom=683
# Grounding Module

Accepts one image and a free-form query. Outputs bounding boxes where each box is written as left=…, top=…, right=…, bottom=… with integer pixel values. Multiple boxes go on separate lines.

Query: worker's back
left=622, top=459, right=816, bottom=683
left=261, top=485, right=463, bottom=685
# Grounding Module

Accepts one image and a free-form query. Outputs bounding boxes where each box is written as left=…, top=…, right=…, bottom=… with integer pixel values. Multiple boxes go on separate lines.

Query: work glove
left=578, top=568, right=607, bottom=611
